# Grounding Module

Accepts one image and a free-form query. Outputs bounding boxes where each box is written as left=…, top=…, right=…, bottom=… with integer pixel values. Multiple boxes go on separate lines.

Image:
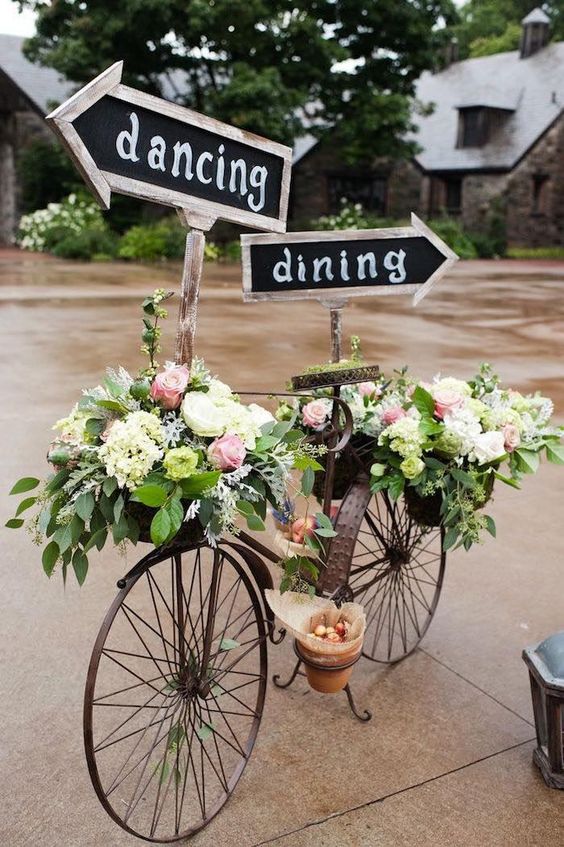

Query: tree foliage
left=450, top=1, right=564, bottom=60
left=18, top=0, right=456, bottom=161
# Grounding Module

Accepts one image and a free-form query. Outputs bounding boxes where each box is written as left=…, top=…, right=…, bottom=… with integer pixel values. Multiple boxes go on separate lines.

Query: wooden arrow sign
left=46, top=62, right=292, bottom=232
left=241, top=214, right=458, bottom=305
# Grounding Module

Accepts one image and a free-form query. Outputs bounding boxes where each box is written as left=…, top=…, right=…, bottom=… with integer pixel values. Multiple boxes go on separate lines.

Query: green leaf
left=126, top=516, right=140, bottom=545
left=53, top=522, right=73, bottom=554
left=180, top=472, right=221, bottom=499
left=246, top=513, right=265, bottom=532
left=70, top=514, right=84, bottom=545
left=102, top=477, right=118, bottom=497
left=75, top=492, right=95, bottom=521
left=515, top=448, right=540, bottom=474
left=42, top=540, right=59, bottom=577
left=315, top=511, right=333, bottom=531
left=494, top=471, right=521, bottom=489
left=253, top=496, right=267, bottom=520
left=546, top=443, right=564, bottom=465
left=112, top=512, right=130, bottom=544
left=284, top=556, right=300, bottom=575
left=131, top=484, right=167, bottom=508
left=85, top=417, right=105, bottom=438
left=412, top=386, right=435, bottom=419
left=236, top=500, right=254, bottom=516
left=9, top=477, right=40, bottom=495
left=443, top=527, right=459, bottom=551
left=314, top=527, right=337, bottom=537
left=113, top=494, right=125, bottom=523
left=46, top=469, right=70, bottom=495
left=254, top=435, right=279, bottom=453
left=72, top=549, right=89, bottom=586
left=485, top=515, right=496, bottom=538
left=298, top=557, right=319, bottom=581
left=283, top=429, right=305, bottom=445
left=5, top=518, right=24, bottom=529
left=84, top=528, right=108, bottom=553
left=219, top=638, right=240, bottom=651
left=198, top=498, right=213, bottom=527
left=301, top=466, right=315, bottom=497
left=196, top=722, right=214, bottom=742
left=95, top=399, right=125, bottom=412
left=164, top=499, right=183, bottom=540
left=151, top=509, right=171, bottom=546
left=280, top=575, right=292, bottom=593
left=451, top=469, right=475, bottom=488
left=270, top=420, right=293, bottom=439
left=424, top=456, right=446, bottom=470
left=388, top=475, right=405, bottom=501
left=294, top=455, right=324, bottom=472
left=15, top=496, right=37, bottom=517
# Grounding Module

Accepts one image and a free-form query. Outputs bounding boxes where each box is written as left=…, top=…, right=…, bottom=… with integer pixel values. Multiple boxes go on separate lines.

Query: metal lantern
left=523, top=631, right=564, bottom=788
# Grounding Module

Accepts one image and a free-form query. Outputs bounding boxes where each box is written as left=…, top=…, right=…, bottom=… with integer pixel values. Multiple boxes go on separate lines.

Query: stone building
left=0, top=34, right=73, bottom=244
left=291, top=9, right=564, bottom=247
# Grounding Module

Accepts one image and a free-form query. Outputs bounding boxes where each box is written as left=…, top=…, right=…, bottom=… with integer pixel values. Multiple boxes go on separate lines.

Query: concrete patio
left=1, top=251, right=564, bottom=846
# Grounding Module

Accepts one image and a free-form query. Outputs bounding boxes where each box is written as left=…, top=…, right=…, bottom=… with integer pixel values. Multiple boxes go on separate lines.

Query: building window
left=430, top=175, right=462, bottom=215
left=458, top=107, right=488, bottom=148
left=327, top=173, right=387, bottom=215
left=532, top=174, right=550, bottom=215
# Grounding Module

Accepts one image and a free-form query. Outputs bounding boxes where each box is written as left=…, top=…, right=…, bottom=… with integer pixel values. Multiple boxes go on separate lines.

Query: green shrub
left=118, top=217, right=185, bottom=261
left=51, top=228, right=119, bottom=260
left=17, top=139, right=81, bottom=214
left=222, top=240, right=242, bottom=262
left=467, top=232, right=499, bottom=259
left=507, top=246, right=564, bottom=260
left=427, top=217, right=478, bottom=260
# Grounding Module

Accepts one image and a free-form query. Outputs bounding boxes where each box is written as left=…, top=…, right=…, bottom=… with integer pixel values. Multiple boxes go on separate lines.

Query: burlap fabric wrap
left=265, top=589, right=366, bottom=657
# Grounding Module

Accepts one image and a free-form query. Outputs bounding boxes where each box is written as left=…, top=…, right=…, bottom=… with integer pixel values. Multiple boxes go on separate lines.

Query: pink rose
left=433, top=389, right=464, bottom=420
left=502, top=423, right=520, bottom=453
left=302, top=399, right=329, bottom=429
left=358, top=381, right=379, bottom=398
left=382, top=406, right=407, bottom=426
left=291, top=515, right=316, bottom=544
left=150, top=365, right=190, bottom=410
left=207, top=433, right=246, bottom=471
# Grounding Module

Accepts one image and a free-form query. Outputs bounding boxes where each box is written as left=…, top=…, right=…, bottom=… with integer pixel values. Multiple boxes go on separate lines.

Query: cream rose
left=471, top=431, right=506, bottom=465
left=248, top=403, right=276, bottom=428
left=181, top=392, right=226, bottom=437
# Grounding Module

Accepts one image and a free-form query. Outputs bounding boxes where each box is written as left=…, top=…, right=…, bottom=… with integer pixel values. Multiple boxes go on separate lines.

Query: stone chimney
left=520, top=8, right=550, bottom=58
left=444, top=38, right=459, bottom=68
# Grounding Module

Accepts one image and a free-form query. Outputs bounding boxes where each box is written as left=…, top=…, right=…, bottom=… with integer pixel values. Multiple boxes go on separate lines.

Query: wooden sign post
left=241, top=215, right=458, bottom=361
left=46, top=61, right=292, bottom=366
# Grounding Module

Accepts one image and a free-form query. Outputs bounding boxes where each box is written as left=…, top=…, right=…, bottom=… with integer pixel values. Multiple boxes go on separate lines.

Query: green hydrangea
left=400, top=456, right=425, bottom=479
left=163, top=446, right=199, bottom=481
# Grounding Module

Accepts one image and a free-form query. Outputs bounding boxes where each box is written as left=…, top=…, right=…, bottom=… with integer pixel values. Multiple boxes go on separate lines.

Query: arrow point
left=411, top=212, right=459, bottom=306
left=46, top=61, right=124, bottom=122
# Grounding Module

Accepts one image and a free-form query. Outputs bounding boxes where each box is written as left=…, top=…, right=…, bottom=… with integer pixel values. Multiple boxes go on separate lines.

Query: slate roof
left=0, top=34, right=74, bottom=113
left=413, top=41, right=564, bottom=172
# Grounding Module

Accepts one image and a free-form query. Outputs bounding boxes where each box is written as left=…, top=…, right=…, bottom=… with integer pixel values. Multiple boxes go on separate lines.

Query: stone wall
left=505, top=114, right=564, bottom=246
left=0, top=108, right=50, bottom=245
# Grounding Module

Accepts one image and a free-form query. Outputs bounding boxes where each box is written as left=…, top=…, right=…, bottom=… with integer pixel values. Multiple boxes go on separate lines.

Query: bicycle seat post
left=320, top=297, right=348, bottom=518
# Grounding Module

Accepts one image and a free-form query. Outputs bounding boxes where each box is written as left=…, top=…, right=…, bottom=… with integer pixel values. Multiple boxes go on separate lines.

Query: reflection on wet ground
left=1, top=252, right=563, bottom=409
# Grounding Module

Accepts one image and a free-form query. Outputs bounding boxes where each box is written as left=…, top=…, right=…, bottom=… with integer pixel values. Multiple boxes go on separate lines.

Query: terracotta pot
left=295, top=638, right=362, bottom=693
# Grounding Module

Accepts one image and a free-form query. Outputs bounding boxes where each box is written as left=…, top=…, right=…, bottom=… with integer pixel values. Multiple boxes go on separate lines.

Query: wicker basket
left=404, top=474, right=495, bottom=528
left=125, top=501, right=205, bottom=547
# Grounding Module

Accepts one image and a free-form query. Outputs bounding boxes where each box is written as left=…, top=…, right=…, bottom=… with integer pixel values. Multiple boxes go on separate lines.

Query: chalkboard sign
left=47, top=62, right=292, bottom=232
left=241, top=216, right=458, bottom=304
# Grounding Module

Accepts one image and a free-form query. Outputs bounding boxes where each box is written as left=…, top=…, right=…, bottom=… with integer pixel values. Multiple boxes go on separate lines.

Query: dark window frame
left=532, top=173, right=550, bottom=216
left=429, top=174, right=463, bottom=216
left=326, top=172, right=388, bottom=215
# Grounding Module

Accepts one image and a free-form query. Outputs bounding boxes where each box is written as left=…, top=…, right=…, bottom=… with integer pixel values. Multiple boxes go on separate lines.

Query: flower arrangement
left=17, top=193, right=107, bottom=252
left=281, top=362, right=564, bottom=551
left=5, top=290, right=326, bottom=587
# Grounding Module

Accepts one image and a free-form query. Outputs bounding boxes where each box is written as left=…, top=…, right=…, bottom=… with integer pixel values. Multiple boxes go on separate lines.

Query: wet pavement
left=1, top=250, right=564, bottom=846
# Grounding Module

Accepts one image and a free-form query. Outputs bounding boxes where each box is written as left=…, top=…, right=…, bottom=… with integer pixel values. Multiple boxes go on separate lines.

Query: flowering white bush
left=314, top=198, right=371, bottom=231
left=17, top=193, right=107, bottom=252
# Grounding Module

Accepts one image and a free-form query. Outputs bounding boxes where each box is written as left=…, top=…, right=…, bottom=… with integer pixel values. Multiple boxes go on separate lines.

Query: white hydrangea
left=98, top=411, right=164, bottom=490
left=53, top=404, right=91, bottom=446
left=442, top=407, right=482, bottom=456
left=379, top=416, right=424, bottom=458
left=432, top=376, right=472, bottom=397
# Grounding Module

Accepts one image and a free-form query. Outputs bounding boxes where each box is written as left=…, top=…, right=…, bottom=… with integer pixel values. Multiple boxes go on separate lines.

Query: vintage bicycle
left=83, top=364, right=445, bottom=842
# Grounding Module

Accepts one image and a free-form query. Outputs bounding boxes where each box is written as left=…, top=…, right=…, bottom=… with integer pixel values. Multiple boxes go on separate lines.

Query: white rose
left=207, top=379, right=233, bottom=402
left=182, top=392, right=226, bottom=437
left=470, top=430, right=506, bottom=465
left=247, top=403, right=275, bottom=428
